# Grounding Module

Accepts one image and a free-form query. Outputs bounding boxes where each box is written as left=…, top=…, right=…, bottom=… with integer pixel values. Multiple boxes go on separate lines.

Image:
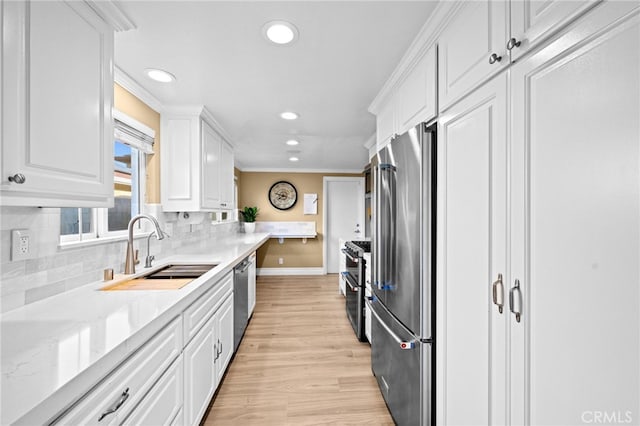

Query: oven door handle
left=340, top=248, right=359, bottom=263
left=345, top=275, right=360, bottom=293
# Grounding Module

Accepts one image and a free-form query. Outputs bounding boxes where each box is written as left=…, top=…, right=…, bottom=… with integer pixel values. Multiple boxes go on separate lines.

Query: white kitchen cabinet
left=161, top=107, right=235, bottom=212
left=121, top=355, right=183, bottom=426
left=437, top=73, right=508, bottom=426
left=396, top=44, right=437, bottom=134
left=438, top=0, right=600, bottom=112
left=509, top=4, right=639, bottom=424
left=509, top=0, right=600, bottom=61
left=338, top=238, right=347, bottom=295
left=1, top=0, right=114, bottom=207
left=54, top=318, right=183, bottom=425
left=437, top=3, right=640, bottom=425
left=375, top=44, right=437, bottom=148
left=247, top=252, right=257, bottom=317
left=438, top=0, right=508, bottom=111
left=183, top=311, right=216, bottom=426
left=183, top=290, right=234, bottom=425
left=214, top=294, right=234, bottom=383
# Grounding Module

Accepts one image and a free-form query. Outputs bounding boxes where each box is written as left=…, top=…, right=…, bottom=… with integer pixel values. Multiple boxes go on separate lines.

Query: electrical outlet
left=11, top=229, right=34, bottom=261
left=278, top=257, right=284, bottom=265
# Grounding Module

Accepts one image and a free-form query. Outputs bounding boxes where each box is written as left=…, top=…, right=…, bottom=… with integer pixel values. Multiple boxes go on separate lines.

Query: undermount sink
left=101, top=264, right=218, bottom=291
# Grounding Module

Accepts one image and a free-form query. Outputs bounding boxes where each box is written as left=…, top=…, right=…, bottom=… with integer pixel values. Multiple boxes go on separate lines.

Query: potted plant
left=240, top=206, right=259, bottom=233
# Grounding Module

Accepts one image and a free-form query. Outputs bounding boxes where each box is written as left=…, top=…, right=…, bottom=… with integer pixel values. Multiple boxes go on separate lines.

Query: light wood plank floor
left=203, top=274, right=394, bottom=425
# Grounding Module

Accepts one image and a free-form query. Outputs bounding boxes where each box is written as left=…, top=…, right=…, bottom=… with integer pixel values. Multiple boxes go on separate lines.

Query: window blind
left=113, top=109, right=155, bottom=154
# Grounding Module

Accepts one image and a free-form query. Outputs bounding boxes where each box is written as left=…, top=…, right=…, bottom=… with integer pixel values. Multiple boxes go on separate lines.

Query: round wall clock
left=269, top=181, right=297, bottom=210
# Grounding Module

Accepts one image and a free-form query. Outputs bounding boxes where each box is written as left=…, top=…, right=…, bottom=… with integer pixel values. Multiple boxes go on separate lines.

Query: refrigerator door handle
left=366, top=299, right=416, bottom=350
left=378, top=163, right=397, bottom=291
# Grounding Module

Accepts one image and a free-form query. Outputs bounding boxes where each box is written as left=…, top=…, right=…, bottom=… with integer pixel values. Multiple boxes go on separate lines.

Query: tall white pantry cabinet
left=371, top=1, right=639, bottom=425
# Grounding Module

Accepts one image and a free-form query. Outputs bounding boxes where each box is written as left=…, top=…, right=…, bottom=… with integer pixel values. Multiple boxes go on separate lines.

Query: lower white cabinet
left=54, top=318, right=183, bottom=425
left=338, top=238, right=347, bottom=295
left=121, top=355, right=184, bottom=426
left=183, top=293, right=234, bottom=425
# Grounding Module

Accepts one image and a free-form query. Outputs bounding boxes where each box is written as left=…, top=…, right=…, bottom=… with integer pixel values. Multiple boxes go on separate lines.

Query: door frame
left=322, top=176, right=365, bottom=274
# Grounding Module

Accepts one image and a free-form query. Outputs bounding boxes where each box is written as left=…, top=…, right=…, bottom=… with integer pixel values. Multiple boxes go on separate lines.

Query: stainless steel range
left=341, top=240, right=370, bottom=342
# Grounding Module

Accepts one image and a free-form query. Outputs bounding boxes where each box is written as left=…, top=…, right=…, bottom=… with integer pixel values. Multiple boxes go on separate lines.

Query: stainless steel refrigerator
left=369, top=122, right=436, bottom=426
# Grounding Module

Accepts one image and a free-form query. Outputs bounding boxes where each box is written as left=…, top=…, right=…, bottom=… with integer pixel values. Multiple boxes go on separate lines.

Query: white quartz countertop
left=0, top=232, right=269, bottom=425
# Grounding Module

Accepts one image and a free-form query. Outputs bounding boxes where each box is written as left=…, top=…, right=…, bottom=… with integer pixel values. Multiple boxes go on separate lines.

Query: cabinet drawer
left=182, top=271, right=233, bottom=344
left=53, top=317, right=182, bottom=425
left=121, top=355, right=183, bottom=426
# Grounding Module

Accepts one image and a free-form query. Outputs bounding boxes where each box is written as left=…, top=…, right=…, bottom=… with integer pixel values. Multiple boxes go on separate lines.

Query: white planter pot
left=244, top=222, right=256, bottom=233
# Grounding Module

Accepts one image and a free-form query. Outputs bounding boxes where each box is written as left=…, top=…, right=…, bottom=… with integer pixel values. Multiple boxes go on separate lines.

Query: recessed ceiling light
left=263, top=21, right=299, bottom=45
left=289, top=156, right=299, bottom=162
left=145, top=68, right=176, bottom=83
left=286, top=139, right=299, bottom=146
left=280, top=111, right=299, bottom=120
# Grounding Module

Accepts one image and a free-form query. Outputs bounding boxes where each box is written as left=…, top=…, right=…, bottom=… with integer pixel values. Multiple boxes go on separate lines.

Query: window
left=60, top=111, right=154, bottom=243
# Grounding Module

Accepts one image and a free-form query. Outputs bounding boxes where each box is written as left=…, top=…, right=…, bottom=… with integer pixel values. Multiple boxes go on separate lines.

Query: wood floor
left=203, top=274, right=394, bottom=425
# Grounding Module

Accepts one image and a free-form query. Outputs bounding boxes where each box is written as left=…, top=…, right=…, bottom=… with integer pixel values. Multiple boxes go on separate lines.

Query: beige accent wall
left=239, top=172, right=361, bottom=269
left=114, top=84, right=161, bottom=203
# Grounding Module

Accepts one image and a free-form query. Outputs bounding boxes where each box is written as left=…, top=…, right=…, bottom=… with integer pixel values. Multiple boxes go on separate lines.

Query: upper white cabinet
left=1, top=0, right=114, bottom=207
left=161, top=107, right=235, bottom=212
left=373, top=44, right=437, bottom=148
left=439, top=0, right=601, bottom=111
left=509, top=0, right=600, bottom=61
left=438, top=1, right=508, bottom=111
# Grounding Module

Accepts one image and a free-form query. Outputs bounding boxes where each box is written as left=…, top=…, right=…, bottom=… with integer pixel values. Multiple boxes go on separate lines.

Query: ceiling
left=114, top=1, right=437, bottom=172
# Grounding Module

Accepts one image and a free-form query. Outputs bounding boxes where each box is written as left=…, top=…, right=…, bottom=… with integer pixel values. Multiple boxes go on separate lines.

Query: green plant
left=240, top=206, right=259, bottom=222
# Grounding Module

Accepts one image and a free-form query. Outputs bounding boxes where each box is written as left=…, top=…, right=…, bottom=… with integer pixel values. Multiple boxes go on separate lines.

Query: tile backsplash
left=0, top=205, right=239, bottom=314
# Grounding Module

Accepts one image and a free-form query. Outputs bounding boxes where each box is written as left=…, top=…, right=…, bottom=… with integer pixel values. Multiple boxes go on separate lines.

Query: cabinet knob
left=506, top=37, right=522, bottom=50
left=8, top=173, right=26, bottom=184
left=489, top=53, right=502, bottom=64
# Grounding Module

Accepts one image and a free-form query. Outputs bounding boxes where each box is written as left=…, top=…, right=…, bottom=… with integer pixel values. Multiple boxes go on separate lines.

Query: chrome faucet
left=124, top=214, right=166, bottom=274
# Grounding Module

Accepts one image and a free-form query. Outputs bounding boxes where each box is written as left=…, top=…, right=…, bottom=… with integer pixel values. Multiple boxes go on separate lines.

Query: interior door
left=325, top=177, right=365, bottom=273
left=510, top=4, right=640, bottom=424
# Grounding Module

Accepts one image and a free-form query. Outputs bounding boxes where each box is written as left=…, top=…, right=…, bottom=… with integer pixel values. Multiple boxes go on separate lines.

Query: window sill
left=59, top=232, right=153, bottom=250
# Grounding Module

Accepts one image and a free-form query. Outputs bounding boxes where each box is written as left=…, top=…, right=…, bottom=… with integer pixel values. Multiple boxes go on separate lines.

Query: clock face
left=269, top=181, right=297, bottom=210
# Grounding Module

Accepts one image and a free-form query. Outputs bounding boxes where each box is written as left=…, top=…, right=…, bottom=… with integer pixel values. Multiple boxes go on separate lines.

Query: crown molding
left=363, top=133, right=376, bottom=150
left=368, top=0, right=462, bottom=114
left=114, top=66, right=164, bottom=114
left=86, top=1, right=136, bottom=32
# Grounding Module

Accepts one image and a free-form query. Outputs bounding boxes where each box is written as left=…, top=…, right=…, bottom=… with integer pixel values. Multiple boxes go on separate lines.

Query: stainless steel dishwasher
left=233, top=257, right=250, bottom=351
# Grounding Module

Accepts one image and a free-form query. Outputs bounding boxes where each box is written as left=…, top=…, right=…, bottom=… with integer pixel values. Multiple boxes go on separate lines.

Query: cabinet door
left=201, top=121, right=222, bottom=209
left=121, top=356, right=183, bottom=426
left=1, top=0, right=113, bottom=207
left=437, top=74, right=507, bottom=426
left=219, top=140, right=234, bottom=209
left=438, top=0, right=508, bottom=111
left=397, top=44, right=437, bottom=133
left=215, top=294, right=235, bottom=383
left=183, top=314, right=216, bottom=426
left=509, top=0, right=600, bottom=61
left=376, top=94, right=396, bottom=148
left=510, top=4, right=640, bottom=424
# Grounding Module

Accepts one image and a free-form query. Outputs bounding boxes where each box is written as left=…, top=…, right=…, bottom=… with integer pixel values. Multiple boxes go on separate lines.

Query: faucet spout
left=124, top=214, right=165, bottom=274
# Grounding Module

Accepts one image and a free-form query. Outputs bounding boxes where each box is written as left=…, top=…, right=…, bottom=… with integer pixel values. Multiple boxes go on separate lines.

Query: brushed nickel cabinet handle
left=8, top=173, right=26, bottom=184
left=510, top=279, right=523, bottom=322
left=98, top=388, right=130, bottom=422
left=492, top=273, right=504, bottom=314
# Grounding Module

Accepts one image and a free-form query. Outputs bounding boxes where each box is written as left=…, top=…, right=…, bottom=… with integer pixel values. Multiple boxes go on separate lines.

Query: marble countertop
left=0, top=232, right=269, bottom=425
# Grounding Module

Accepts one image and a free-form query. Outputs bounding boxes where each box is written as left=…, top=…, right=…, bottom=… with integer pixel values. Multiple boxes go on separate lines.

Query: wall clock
left=269, top=181, right=297, bottom=210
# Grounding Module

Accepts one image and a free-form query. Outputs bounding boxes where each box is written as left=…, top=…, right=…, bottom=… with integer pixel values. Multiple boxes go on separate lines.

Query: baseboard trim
left=256, top=267, right=325, bottom=276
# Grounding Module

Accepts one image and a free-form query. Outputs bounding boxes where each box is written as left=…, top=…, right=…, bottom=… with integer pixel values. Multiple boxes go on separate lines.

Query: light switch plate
left=11, top=229, right=34, bottom=261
